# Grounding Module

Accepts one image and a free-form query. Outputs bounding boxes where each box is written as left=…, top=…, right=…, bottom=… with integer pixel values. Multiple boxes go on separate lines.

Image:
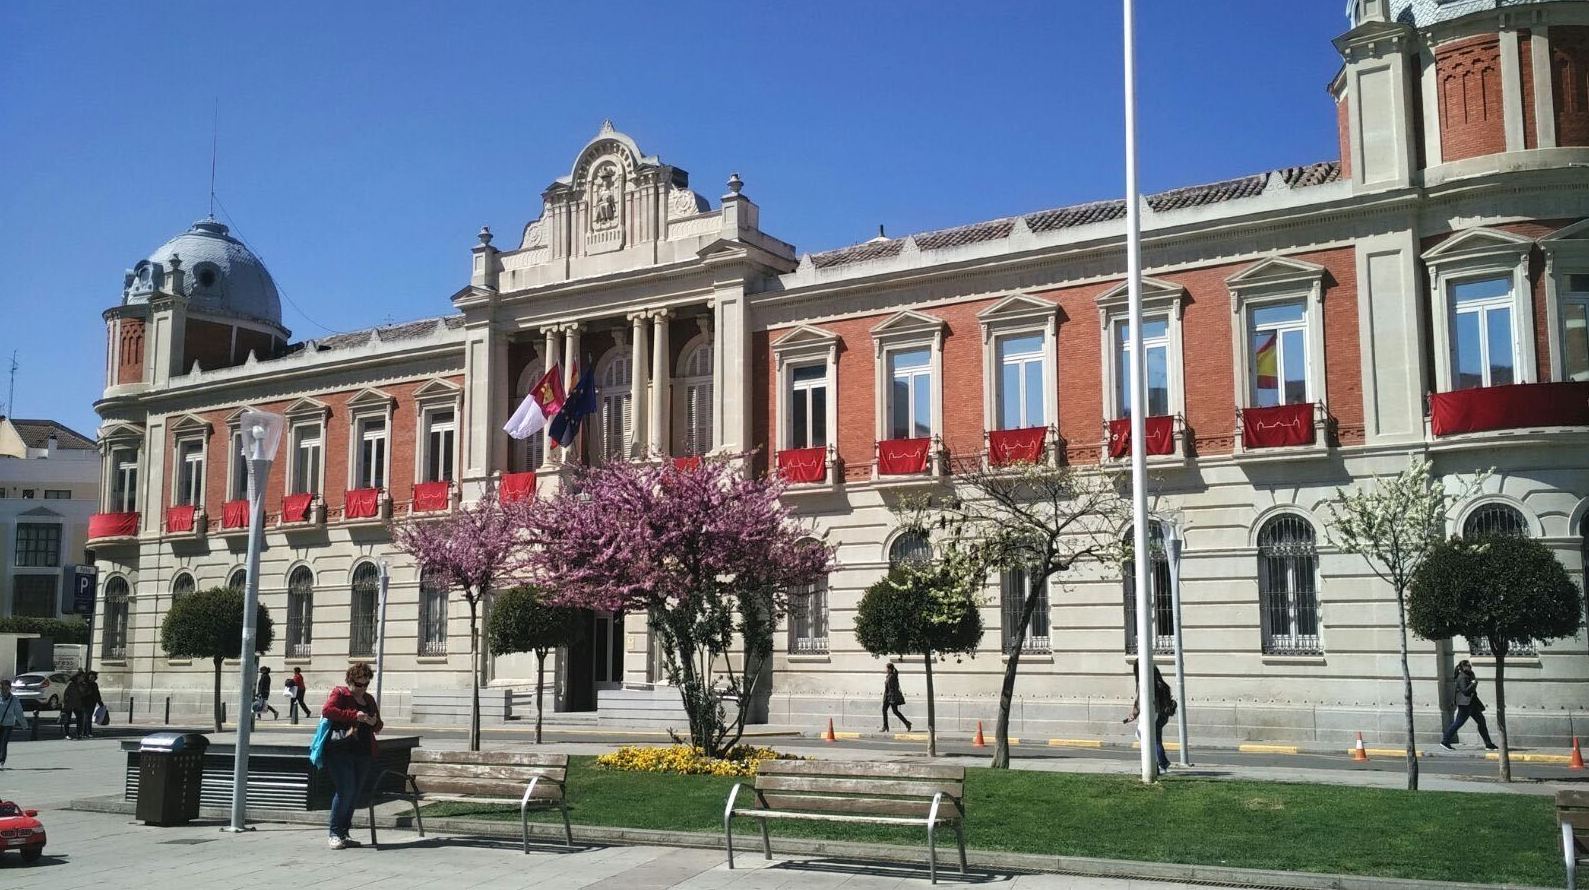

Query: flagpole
left=1123, top=0, right=1158, bottom=785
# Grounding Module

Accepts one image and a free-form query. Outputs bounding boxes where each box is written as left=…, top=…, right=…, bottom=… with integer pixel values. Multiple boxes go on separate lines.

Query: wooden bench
left=369, top=750, right=573, bottom=851
left=723, top=759, right=967, bottom=883
left=1561, top=790, right=1588, bottom=889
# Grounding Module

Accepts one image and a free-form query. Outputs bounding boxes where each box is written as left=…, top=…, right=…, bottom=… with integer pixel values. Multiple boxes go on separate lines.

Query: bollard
left=164, top=696, right=171, bottom=726
left=30, top=709, right=39, bottom=741
left=127, top=697, right=134, bottom=724
left=221, top=701, right=226, bottom=726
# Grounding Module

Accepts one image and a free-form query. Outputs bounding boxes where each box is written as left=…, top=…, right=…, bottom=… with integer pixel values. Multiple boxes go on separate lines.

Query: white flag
left=503, top=392, right=548, bottom=440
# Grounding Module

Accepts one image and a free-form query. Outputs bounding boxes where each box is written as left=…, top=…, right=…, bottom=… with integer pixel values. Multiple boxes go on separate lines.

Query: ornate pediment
left=1421, top=227, right=1534, bottom=263
left=345, top=388, right=396, bottom=412
left=167, top=413, right=211, bottom=436
left=870, top=309, right=946, bottom=339
left=413, top=377, right=463, bottom=406
left=977, top=293, right=1056, bottom=325
left=283, top=396, right=332, bottom=421
left=1095, top=276, right=1186, bottom=314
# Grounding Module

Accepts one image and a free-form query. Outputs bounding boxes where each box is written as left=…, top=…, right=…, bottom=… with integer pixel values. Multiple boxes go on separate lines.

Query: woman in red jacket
left=321, top=662, right=382, bottom=849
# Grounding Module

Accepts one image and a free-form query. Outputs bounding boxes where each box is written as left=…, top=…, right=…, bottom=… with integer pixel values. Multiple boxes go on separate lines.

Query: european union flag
left=548, top=363, right=597, bottom=448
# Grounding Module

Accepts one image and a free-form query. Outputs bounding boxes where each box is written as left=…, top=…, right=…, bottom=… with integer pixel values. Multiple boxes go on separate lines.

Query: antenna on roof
left=4, top=351, right=17, bottom=418
left=209, top=98, right=219, bottom=218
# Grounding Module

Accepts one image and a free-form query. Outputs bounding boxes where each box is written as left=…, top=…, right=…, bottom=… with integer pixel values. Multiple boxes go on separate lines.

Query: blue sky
left=0, top=2, right=1347, bottom=437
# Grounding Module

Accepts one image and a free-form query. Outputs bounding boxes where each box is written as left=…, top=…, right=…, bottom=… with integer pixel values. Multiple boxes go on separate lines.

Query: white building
left=0, top=418, right=99, bottom=619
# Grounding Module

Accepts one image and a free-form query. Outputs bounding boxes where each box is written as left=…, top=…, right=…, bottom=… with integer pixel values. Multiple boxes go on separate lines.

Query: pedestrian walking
left=61, top=671, right=84, bottom=740
left=1124, top=663, right=1176, bottom=771
left=1441, top=659, right=1499, bottom=750
left=0, top=681, right=27, bottom=768
left=81, top=671, right=104, bottom=738
left=880, top=662, right=912, bottom=732
left=254, top=667, right=279, bottom=720
left=288, top=667, right=312, bottom=721
left=320, top=662, right=382, bottom=850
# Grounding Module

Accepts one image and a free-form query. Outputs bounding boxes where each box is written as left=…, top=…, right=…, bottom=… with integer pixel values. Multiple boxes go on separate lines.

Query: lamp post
left=1165, top=522, right=1190, bottom=766
left=227, top=409, right=283, bottom=833
left=374, top=561, right=390, bottom=705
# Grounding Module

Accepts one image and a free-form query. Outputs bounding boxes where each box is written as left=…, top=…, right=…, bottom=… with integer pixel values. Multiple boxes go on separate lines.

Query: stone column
left=564, top=323, right=582, bottom=463
left=630, top=312, right=649, bottom=459
left=713, top=290, right=749, bottom=454
left=649, top=310, right=671, bottom=456
left=541, top=326, right=562, bottom=469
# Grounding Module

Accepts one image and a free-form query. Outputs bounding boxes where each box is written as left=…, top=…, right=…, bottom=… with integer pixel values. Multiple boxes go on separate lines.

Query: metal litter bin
left=135, top=732, right=209, bottom=825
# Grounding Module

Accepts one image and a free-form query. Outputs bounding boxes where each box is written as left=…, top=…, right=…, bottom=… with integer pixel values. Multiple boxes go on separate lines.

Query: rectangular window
left=419, top=574, right=448, bottom=656
left=789, top=364, right=828, bottom=449
left=229, top=430, right=249, bottom=501
left=788, top=577, right=829, bottom=654
left=113, top=449, right=139, bottom=512
left=1562, top=274, right=1589, bottom=382
left=291, top=426, right=322, bottom=495
left=358, top=418, right=387, bottom=489
left=43, top=490, right=70, bottom=500
left=175, top=439, right=205, bottom=507
left=1000, top=568, right=1051, bottom=654
left=995, top=333, right=1046, bottom=430
left=1115, top=318, right=1170, bottom=417
left=887, top=347, right=933, bottom=439
left=15, top=523, right=62, bottom=567
left=11, top=575, right=57, bottom=618
left=1450, top=276, right=1515, bottom=389
left=1250, top=302, right=1309, bottom=406
left=425, top=410, right=455, bottom=483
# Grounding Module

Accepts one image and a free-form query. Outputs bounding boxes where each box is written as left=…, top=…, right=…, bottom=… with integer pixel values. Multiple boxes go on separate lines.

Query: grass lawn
left=420, top=756, right=1563, bottom=887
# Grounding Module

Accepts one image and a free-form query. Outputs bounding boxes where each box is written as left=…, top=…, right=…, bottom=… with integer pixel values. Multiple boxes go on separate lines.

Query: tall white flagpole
left=1123, top=0, right=1158, bottom=784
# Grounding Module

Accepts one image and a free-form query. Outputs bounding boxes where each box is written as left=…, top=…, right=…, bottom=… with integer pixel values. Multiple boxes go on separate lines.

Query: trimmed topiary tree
left=486, top=585, right=583, bottom=743
left=160, top=587, right=275, bottom=733
left=854, top=561, right=983, bottom=756
left=1409, top=534, right=1583, bottom=781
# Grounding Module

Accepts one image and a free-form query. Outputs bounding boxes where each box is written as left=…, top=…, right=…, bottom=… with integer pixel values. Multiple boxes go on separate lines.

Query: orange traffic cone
left=972, top=721, right=986, bottom=747
left=1351, top=731, right=1369, bottom=762
left=822, top=718, right=836, bottom=742
left=1570, top=737, right=1584, bottom=771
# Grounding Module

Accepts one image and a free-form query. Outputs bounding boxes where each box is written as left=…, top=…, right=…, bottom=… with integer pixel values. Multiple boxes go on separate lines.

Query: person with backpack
left=319, top=662, right=382, bottom=849
left=1124, top=663, right=1176, bottom=771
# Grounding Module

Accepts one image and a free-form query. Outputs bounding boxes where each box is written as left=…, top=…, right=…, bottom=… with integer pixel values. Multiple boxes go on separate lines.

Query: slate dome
left=123, top=218, right=284, bottom=329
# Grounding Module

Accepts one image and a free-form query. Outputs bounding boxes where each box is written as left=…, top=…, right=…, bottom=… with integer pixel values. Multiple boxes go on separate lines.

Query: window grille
left=1257, top=514, right=1323, bottom=655
left=287, top=567, right=314, bottom=658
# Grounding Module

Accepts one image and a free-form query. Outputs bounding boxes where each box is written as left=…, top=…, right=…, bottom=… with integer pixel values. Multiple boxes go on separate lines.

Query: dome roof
left=123, top=218, right=284, bottom=330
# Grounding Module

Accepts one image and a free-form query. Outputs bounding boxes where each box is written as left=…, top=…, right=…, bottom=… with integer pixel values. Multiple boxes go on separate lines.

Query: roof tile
left=8, top=419, right=95, bottom=450
left=1146, top=172, right=1270, bottom=212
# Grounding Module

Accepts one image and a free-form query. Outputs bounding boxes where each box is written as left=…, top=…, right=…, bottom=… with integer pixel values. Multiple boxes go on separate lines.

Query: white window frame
left=172, top=437, right=206, bottom=509
left=978, top=294, right=1058, bottom=435
left=345, top=388, right=395, bottom=492
left=282, top=398, right=330, bottom=498
left=673, top=334, right=715, bottom=458
left=1539, top=219, right=1589, bottom=382
left=100, top=424, right=144, bottom=515
left=1227, top=256, right=1329, bottom=410
left=772, top=325, right=840, bottom=455
left=223, top=406, right=260, bottom=503
left=595, top=343, right=634, bottom=464
left=1096, top=277, right=1186, bottom=423
left=871, top=311, right=945, bottom=461
left=413, top=378, right=463, bottom=486
left=114, top=450, right=139, bottom=512
left=1421, top=227, right=1536, bottom=393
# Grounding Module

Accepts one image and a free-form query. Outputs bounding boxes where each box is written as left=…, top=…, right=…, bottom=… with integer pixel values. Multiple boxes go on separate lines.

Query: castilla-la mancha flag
left=503, top=364, right=566, bottom=440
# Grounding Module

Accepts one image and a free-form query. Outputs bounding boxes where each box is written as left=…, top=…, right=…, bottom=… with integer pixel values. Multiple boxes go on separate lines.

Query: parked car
left=0, top=800, right=45, bottom=863
left=9, top=673, right=69, bottom=712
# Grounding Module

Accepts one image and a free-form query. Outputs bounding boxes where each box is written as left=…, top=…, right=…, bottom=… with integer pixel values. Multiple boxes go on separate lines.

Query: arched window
left=788, top=571, right=829, bottom=654
left=1462, top=502, right=1528, bottom=538
left=596, top=350, right=632, bottom=463
left=287, top=567, right=314, bottom=658
left=888, top=530, right=931, bottom=567
left=419, top=568, right=449, bottom=656
left=1000, top=567, right=1051, bottom=654
left=227, top=568, right=247, bottom=592
left=514, top=361, right=547, bottom=471
left=350, top=563, right=379, bottom=657
left=1257, top=514, right=1322, bottom=655
left=676, top=340, right=714, bottom=457
left=171, top=572, right=195, bottom=602
left=102, top=577, right=130, bottom=660
left=1122, top=524, right=1173, bottom=654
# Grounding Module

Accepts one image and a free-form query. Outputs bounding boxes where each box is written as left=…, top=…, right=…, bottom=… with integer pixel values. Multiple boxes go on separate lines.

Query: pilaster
left=649, top=310, right=671, bottom=457
left=629, top=312, right=650, bottom=457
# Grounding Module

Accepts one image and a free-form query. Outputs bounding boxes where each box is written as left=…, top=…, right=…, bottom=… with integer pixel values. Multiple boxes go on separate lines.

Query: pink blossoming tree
left=393, top=493, right=527, bottom=751
left=520, top=457, right=832, bottom=757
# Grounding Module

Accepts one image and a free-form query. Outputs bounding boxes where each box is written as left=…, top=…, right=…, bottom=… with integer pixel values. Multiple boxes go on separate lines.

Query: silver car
left=10, top=673, right=69, bottom=712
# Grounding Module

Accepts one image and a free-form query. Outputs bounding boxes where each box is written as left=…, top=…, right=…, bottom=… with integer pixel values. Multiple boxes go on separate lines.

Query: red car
left=0, top=801, right=45, bottom=863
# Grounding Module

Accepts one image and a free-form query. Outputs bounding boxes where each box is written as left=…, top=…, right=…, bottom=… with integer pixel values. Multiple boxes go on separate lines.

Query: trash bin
left=135, top=732, right=209, bottom=825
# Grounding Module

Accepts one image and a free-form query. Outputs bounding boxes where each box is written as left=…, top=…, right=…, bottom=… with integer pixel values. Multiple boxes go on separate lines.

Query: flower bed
left=594, top=743, right=799, bottom=777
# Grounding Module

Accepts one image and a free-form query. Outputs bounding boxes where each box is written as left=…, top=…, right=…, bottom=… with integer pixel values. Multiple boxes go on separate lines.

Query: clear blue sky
left=0, top=2, right=1347, bottom=437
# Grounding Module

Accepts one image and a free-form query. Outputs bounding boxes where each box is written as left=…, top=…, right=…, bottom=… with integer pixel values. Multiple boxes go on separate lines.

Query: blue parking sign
left=72, top=566, right=97, bottom=615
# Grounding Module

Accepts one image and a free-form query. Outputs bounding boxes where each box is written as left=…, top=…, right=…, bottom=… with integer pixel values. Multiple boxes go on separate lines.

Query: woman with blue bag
left=314, top=662, right=382, bottom=849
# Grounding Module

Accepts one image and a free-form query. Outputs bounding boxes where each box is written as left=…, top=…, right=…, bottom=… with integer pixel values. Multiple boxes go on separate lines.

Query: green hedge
left=0, top=616, right=89, bottom=644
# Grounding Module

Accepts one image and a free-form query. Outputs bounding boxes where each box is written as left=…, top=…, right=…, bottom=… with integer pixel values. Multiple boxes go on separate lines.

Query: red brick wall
left=116, top=318, right=144, bottom=385
left=1521, top=32, right=1538, bottom=150
left=182, top=319, right=233, bottom=374
left=1437, top=34, right=1506, bottom=161
left=1554, top=26, right=1589, bottom=147
left=1337, top=95, right=1353, bottom=179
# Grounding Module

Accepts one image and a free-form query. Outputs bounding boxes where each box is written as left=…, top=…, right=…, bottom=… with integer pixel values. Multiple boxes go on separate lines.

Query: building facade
left=0, top=418, right=98, bottom=620
left=92, top=0, right=1589, bottom=744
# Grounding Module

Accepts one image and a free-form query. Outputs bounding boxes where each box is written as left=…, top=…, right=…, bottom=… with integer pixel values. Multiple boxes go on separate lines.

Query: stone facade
left=91, top=5, right=1589, bottom=744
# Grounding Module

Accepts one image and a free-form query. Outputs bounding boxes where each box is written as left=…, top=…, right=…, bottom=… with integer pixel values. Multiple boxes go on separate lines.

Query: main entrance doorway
left=561, top=609, right=624, bottom=712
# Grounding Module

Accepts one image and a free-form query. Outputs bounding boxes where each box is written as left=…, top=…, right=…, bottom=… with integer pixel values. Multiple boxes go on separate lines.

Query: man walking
left=254, top=666, right=279, bottom=720
left=288, top=667, right=311, bottom=722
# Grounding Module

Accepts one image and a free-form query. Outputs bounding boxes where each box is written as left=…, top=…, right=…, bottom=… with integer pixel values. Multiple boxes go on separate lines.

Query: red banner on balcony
left=989, top=427, right=1047, bottom=467
left=345, top=488, right=380, bottom=520
left=88, top=512, right=139, bottom=539
left=1243, top=402, right=1316, bottom=449
left=282, top=493, right=314, bottom=523
left=777, top=447, right=827, bottom=484
left=412, top=481, right=450, bottom=513
left=222, top=499, right=250, bottom=529
left=499, top=471, right=537, bottom=503
left=165, top=505, right=196, bottom=533
left=877, top=438, right=931, bottom=475
left=1430, top=381, right=1589, bottom=436
left=1107, top=416, right=1176, bottom=459
left=673, top=456, right=702, bottom=472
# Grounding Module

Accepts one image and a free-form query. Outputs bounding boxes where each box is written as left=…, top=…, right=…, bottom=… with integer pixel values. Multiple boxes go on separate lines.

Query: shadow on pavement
left=368, top=834, right=596, bottom=855
left=770, top=856, right=1010, bottom=884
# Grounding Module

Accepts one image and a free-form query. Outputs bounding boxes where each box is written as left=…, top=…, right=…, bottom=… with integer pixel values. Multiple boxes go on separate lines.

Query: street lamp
left=227, top=409, right=283, bottom=833
left=1163, top=521, right=1191, bottom=766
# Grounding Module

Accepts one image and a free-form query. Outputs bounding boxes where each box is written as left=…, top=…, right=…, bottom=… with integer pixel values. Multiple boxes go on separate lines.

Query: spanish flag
left=503, top=364, right=566, bottom=439
left=1254, top=332, right=1279, bottom=390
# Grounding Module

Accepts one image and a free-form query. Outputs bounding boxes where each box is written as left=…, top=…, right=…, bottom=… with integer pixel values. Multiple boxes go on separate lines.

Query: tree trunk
left=1493, top=642, right=1511, bottom=782
left=1394, top=587, right=1419, bottom=790
left=213, top=657, right=223, bottom=734
left=992, top=581, right=1045, bottom=769
left=468, top=596, right=481, bottom=752
left=923, top=651, right=937, bottom=758
left=535, top=650, right=547, bottom=745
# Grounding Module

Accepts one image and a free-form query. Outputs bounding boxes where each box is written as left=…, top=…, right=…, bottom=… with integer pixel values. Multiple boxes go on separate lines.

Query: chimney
left=45, top=433, right=57, bottom=459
